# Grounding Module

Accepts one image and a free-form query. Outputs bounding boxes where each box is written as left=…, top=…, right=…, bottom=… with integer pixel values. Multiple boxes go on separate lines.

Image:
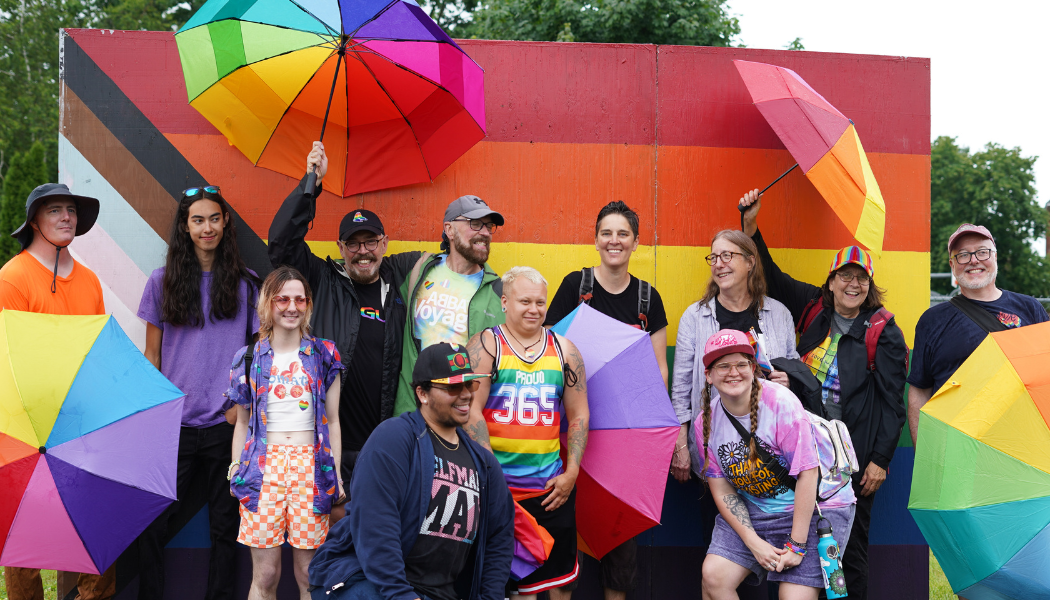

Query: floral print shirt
left=226, top=335, right=344, bottom=514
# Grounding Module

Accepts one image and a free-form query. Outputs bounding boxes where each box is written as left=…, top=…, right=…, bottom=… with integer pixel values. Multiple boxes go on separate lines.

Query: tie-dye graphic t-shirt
left=697, top=382, right=837, bottom=513
left=413, top=255, right=484, bottom=348
left=802, top=333, right=843, bottom=420
left=404, top=430, right=480, bottom=600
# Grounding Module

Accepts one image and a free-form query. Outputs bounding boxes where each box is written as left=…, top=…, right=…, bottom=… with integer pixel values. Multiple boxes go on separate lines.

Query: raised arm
left=267, top=142, right=328, bottom=281
left=739, top=189, right=821, bottom=321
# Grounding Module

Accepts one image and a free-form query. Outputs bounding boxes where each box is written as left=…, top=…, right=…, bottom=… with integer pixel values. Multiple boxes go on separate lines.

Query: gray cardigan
left=671, top=296, right=799, bottom=477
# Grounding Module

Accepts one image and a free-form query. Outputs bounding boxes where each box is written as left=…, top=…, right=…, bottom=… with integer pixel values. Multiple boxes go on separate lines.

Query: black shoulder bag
left=949, top=295, right=1008, bottom=333
left=720, top=402, right=796, bottom=491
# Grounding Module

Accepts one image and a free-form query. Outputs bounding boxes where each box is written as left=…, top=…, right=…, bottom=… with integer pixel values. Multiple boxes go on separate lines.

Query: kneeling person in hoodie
left=308, top=342, right=514, bottom=600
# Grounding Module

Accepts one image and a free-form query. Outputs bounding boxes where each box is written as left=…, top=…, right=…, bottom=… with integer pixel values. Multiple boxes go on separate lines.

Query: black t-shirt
left=405, top=430, right=481, bottom=600
left=341, top=277, right=385, bottom=452
left=909, top=290, right=1048, bottom=391
left=545, top=270, right=668, bottom=334
left=714, top=298, right=762, bottom=335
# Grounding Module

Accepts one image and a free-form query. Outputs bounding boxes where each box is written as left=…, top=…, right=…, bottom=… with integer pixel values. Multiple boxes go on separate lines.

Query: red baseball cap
left=948, top=224, right=995, bottom=254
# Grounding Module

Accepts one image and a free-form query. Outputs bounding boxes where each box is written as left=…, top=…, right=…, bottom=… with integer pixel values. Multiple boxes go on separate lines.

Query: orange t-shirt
left=0, top=251, right=105, bottom=316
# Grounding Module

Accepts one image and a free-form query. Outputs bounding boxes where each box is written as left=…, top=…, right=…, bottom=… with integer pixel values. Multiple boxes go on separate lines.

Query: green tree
left=462, top=0, right=740, bottom=46
left=0, top=141, right=50, bottom=263
left=930, top=135, right=1048, bottom=297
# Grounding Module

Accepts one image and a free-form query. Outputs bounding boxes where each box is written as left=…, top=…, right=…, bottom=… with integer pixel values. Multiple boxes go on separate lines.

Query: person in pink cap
left=907, top=224, right=1048, bottom=446
left=696, top=330, right=855, bottom=600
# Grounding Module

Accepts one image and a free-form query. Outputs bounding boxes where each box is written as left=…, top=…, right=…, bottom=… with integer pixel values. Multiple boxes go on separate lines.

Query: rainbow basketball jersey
left=484, top=326, right=566, bottom=493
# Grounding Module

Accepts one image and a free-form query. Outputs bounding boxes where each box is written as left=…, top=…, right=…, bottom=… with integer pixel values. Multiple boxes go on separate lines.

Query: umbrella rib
left=348, top=51, right=433, bottom=181
left=346, top=0, right=399, bottom=38
left=274, top=0, right=340, bottom=37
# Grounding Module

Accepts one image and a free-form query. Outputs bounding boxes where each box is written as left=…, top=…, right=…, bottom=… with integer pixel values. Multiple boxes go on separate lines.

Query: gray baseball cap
left=443, top=195, right=504, bottom=226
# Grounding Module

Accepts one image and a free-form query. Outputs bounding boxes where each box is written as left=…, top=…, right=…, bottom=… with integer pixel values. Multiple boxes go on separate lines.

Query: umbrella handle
left=305, top=166, right=317, bottom=199
left=736, top=163, right=799, bottom=213
left=306, top=41, right=346, bottom=199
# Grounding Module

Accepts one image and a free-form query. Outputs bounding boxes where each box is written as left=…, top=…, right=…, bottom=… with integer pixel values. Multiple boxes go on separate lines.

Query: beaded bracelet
left=784, top=539, right=807, bottom=557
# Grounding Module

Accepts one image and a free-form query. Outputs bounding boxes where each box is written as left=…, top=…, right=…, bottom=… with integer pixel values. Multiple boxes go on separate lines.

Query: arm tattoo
left=722, top=494, right=755, bottom=532
left=567, top=416, right=588, bottom=467
left=566, top=344, right=587, bottom=393
left=465, top=420, right=492, bottom=451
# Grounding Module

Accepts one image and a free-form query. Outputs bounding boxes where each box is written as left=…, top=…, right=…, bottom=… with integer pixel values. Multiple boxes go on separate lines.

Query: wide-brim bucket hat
left=12, top=183, right=100, bottom=249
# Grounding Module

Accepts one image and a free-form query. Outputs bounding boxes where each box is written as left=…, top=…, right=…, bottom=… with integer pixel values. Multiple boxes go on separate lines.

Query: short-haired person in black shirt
left=908, top=224, right=1049, bottom=450
left=543, top=201, right=670, bottom=600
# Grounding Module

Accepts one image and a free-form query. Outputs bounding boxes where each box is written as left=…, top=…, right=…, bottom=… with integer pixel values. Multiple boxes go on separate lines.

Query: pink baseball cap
left=703, top=329, right=756, bottom=369
left=948, top=224, right=995, bottom=254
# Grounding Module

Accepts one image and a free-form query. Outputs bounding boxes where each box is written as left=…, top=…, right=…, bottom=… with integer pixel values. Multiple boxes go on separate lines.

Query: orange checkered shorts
left=236, top=444, right=330, bottom=549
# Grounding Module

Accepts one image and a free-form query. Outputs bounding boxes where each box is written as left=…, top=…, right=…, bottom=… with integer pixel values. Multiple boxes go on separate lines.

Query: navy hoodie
left=309, top=410, right=514, bottom=599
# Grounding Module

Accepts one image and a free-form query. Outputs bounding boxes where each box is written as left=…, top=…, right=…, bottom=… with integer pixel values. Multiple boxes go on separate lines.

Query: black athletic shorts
left=508, top=488, right=579, bottom=595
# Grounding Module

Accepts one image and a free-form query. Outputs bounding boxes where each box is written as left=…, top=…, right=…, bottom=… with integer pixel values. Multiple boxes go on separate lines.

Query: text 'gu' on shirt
left=342, top=276, right=385, bottom=451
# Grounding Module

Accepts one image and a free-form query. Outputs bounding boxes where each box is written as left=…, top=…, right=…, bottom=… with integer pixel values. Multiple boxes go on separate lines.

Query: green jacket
left=394, top=253, right=505, bottom=415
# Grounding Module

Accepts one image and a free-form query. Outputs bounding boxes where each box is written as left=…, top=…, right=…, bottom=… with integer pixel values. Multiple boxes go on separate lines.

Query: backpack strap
left=797, top=298, right=824, bottom=335
left=719, top=402, right=796, bottom=491
left=578, top=267, right=594, bottom=305
left=637, top=279, right=651, bottom=331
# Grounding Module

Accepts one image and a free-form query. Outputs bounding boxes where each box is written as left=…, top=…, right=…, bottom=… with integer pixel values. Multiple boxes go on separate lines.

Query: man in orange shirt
left=1, top=183, right=112, bottom=599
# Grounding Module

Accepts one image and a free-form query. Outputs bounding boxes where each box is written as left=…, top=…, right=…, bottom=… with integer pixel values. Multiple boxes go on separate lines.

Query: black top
left=405, top=429, right=481, bottom=600
left=341, top=277, right=385, bottom=452
left=545, top=270, right=668, bottom=334
left=714, top=298, right=762, bottom=335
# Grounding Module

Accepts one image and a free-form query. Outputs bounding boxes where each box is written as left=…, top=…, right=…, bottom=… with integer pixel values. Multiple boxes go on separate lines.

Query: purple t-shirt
left=697, top=382, right=852, bottom=513
left=138, top=267, right=259, bottom=428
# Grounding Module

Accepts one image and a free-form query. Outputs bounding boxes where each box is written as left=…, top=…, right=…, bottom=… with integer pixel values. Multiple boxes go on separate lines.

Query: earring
left=421, top=399, right=427, bottom=405
left=501, top=306, right=506, bottom=313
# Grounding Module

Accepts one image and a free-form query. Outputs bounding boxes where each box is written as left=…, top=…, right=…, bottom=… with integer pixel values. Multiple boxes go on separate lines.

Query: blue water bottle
left=817, top=516, right=847, bottom=599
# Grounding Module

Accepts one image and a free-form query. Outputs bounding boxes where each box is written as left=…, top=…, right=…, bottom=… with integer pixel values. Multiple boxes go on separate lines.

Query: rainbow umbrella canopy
left=0, top=312, right=183, bottom=574
left=734, top=59, right=886, bottom=254
left=909, top=322, right=1050, bottom=599
left=175, top=0, right=485, bottom=196
left=551, top=303, right=680, bottom=559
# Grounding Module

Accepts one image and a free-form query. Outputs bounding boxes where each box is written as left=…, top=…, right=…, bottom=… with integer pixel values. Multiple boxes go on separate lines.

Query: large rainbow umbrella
left=175, top=0, right=485, bottom=196
left=0, top=312, right=183, bottom=574
left=734, top=59, right=886, bottom=254
left=551, top=303, right=680, bottom=559
left=909, top=322, right=1050, bottom=599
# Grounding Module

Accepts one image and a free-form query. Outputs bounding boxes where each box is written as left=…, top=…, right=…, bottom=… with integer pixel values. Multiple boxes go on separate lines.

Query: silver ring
left=768, top=561, right=777, bottom=570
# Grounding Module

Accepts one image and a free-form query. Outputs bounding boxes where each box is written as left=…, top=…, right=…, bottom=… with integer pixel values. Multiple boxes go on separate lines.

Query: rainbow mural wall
left=58, top=28, right=930, bottom=599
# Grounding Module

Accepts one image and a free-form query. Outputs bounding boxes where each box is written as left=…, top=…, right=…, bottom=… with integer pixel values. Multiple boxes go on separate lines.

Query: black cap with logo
left=339, top=209, right=384, bottom=241
left=412, top=342, right=489, bottom=384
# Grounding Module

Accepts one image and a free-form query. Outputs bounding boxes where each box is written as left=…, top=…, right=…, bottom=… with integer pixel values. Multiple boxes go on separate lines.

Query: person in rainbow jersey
left=465, top=266, right=590, bottom=600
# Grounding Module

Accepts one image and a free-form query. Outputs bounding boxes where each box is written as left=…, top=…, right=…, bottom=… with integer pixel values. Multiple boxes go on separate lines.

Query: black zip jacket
left=268, top=175, right=422, bottom=422
left=752, top=229, right=908, bottom=470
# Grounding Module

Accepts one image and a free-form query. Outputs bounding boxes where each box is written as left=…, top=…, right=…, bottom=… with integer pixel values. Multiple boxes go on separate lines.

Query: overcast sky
left=730, top=0, right=1050, bottom=250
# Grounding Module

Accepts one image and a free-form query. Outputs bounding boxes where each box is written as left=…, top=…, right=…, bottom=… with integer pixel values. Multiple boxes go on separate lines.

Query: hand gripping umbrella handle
left=737, top=163, right=799, bottom=213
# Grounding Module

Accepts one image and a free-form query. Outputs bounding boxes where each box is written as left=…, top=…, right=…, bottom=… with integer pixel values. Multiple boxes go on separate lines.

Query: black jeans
left=840, top=476, right=874, bottom=600
left=137, top=423, right=240, bottom=600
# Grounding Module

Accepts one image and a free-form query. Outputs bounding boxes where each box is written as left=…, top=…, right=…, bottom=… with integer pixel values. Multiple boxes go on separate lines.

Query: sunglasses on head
left=272, top=295, right=310, bottom=310
left=182, top=185, right=222, bottom=200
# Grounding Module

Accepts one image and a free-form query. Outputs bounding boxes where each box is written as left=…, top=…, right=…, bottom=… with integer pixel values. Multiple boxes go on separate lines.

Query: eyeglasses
left=431, top=380, right=481, bottom=394
left=339, top=237, right=384, bottom=253
left=835, top=271, right=871, bottom=285
left=182, top=185, right=221, bottom=199
left=705, top=251, right=746, bottom=266
left=952, top=248, right=995, bottom=264
left=452, top=218, right=499, bottom=233
left=710, top=361, right=753, bottom=375
left=273, top=295, right=310, bottom=310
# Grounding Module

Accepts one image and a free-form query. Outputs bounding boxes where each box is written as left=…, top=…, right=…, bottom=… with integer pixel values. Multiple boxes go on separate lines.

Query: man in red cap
left=0, top=183, right=113, bottom=599
left=907, top=224, right=1049, bottom=447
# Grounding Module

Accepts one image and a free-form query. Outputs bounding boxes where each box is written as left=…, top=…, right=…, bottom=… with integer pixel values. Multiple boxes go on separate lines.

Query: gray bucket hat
left=12, top=183, right=100, bottom=250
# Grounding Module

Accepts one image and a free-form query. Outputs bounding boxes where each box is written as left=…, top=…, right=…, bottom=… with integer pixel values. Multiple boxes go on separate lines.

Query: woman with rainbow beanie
left=739, top=190, right=908, bottom=600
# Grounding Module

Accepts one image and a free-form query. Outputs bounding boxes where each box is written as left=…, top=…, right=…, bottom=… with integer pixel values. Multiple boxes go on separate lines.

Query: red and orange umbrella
left=734, top=60, right=886, bottom=254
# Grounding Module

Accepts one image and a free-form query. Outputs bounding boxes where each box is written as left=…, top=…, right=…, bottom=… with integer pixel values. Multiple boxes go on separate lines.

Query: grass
left=930, top=549, right=957, bottom=600
left=0, top=568, right=60, bottom=599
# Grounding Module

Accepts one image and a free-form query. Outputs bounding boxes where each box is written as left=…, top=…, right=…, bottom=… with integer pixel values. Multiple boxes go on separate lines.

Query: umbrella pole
left=305, top=42, right=346, bottom=198
left=737, top=163, right=799, bottom=213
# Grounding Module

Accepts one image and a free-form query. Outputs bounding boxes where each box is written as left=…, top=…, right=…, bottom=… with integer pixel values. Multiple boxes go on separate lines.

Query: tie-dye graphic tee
left=802, top=332, right=843, bottom=420
left=413, top=255, right=484, bottom=348
left=404, top=430, right=480, bottom=600
left=484, top=326, right=565, bottom=493
left=696, top=382, right=852, bottom=513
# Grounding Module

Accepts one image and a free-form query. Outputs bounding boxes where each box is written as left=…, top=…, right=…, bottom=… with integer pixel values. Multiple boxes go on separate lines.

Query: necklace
left=504, top=325, right=544, bottom=360
left=428, top=426, right=460, bottom=451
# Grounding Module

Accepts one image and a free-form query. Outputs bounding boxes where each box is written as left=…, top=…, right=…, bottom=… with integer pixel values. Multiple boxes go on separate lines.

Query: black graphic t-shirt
left=545, top=270, right=668, bottom=334
left=715, top=298, right=762, bottom=335
left=342, top=277, right=385, bottom=452
left=404, top=430, right=481, bottom=600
